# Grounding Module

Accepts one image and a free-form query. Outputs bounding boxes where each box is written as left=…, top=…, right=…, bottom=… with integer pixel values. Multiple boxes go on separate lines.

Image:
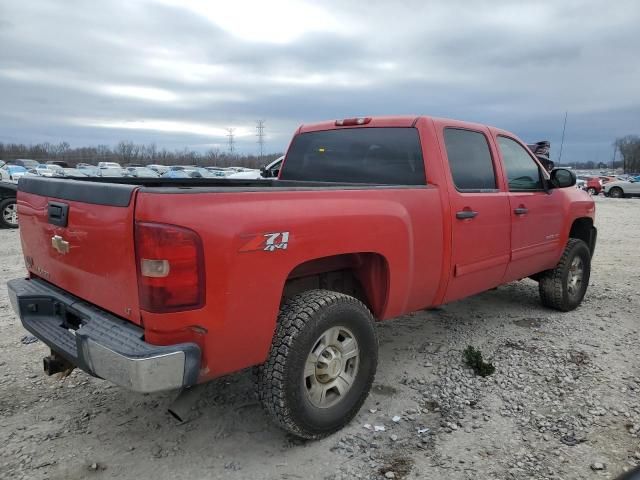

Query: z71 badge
left=240, top=232, right=290, bottom=252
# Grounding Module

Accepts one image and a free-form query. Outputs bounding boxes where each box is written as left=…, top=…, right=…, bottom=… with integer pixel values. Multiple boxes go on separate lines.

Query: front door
left=440, top=127, right=511, bottom=304
left=495, top=135, right=564, bottom=281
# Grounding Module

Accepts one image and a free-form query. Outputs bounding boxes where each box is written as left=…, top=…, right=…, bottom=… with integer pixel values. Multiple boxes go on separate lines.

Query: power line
left=256, top=120, right=265, bottom=160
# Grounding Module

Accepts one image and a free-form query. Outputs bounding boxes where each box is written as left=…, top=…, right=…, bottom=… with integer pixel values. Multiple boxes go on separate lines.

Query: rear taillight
left=135, top=222, right=205, bottom=313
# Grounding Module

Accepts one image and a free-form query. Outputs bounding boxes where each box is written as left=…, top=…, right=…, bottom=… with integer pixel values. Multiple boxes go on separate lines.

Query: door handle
left=514, top=207, right=528, bottom=215
left=456, top=210, right=478, bottom=219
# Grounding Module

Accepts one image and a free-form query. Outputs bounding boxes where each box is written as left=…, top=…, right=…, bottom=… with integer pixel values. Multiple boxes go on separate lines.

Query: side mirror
left=550, top=168, right=576, bottom=188
left=259, top=165, right=268, bottom=178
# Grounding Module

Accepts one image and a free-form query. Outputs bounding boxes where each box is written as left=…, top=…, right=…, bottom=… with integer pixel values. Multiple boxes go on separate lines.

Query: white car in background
left=34, top=164, right=64, bottom=177
left=603, top=178, right=640, bottom=198
left=98, top=162, right=122, bottom=169
left=227, top=156, right=284, bottom=180
left=147, top=164, right=170, bottom=175
left=0, top=165, right=28, bottom=183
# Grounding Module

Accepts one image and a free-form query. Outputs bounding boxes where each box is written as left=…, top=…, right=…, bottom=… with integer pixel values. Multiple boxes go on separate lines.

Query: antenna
left=256, top=120, right=265, bottom=160
left=226, top=127, right=236, bottom=155
left=558, top=111, right=568, bottom=166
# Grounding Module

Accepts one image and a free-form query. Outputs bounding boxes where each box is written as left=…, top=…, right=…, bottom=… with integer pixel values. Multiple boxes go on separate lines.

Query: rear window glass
left=443, top=128, right=497, bottom=191
left=280, top=127, right=426, bottom=185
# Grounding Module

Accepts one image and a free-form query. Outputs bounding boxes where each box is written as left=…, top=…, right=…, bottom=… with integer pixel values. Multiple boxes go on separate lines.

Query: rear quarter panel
left=135, top=187, right=444, bottom=380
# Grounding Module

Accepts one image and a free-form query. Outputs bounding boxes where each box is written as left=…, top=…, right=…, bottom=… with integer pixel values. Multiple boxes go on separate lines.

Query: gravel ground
left=1, top=196, right=639, bottom=480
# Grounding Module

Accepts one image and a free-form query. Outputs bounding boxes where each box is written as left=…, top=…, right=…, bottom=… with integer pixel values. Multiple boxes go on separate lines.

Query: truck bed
left=19, top=176, right=425, bottom=205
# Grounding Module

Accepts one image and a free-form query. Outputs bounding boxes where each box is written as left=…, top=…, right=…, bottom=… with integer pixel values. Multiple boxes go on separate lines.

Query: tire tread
left=256, top=289, right=377, bottom=439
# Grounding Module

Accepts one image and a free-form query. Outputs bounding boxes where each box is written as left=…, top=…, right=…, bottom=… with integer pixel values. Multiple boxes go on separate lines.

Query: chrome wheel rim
left=304, top=326, right=359, bottom=409
left=2, top=202, right=17, bottom=226
left=567, top=256, right=584, bottom=298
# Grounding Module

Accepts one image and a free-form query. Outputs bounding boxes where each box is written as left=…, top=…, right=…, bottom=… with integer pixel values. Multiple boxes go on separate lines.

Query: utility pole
left=611, top=143, right=617, bottom=171
left=256, top=120, right=265, bottom=161
left=226, top=127, right=236, bottom=156
left=558, top=111, right=568, bottom=166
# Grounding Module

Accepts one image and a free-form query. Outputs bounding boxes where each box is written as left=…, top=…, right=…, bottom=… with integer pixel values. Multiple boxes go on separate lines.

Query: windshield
left=280, top=127, right=426, bottom=184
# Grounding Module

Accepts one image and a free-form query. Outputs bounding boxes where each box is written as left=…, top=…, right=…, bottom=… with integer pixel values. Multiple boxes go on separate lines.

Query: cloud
left=0, top=0, right=638, bottom=162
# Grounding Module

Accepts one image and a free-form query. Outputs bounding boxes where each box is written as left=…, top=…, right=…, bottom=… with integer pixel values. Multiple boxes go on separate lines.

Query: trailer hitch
left=43, top=351, right=75, bottom=377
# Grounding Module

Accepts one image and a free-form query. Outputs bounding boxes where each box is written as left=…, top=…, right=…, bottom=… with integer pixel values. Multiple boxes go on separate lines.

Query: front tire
left=257, top=290, right=378, bottom=439
left=609, top=187, right=624, bottom=198
left=587, top=187, right=597, bottom=195
left=539, top=239, right=591, bottom=311
left=0, top=198, right=18, bottom=228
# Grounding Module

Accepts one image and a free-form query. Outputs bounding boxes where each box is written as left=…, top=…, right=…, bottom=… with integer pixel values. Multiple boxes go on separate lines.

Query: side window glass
left=443, top=128, right=497, bottom=191
left=498, top=136, right=544, bottom=191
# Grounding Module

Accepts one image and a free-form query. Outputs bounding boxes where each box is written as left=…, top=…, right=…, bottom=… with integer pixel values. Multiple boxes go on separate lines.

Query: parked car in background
left=161, top=167, right=217, bottom=178
left=161, top=169, right=191, bottom=178
left=124, top=167, right=160, bottom=178
left=77, top=164, right=101, bottom=176
left=10, top=159, right=39, bottom=169
left=58, top=168, right=89, bottom=177
left=46, top=160, right=69, bottom=168
left=99, top=167, right=125, bottom=177
left=98, top=162, right=122, bottom=169
left=0, top=181, right=18, bottom=228
left=34, top=164, right=64, bottom=177
left=147, top=164, right=169, bottom=175
left=585, top=177, right=603, bottom=195
left=603, top=178, right=640, bottom=198
left=228, top=156, right=283, bottom=180
left=0, top=165, right=28, bottom=183
left=204, top=166, right=229, bottom=177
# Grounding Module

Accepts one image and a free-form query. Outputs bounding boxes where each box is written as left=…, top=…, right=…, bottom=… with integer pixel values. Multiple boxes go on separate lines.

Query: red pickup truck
left=9, top=116, right=596, bottom=439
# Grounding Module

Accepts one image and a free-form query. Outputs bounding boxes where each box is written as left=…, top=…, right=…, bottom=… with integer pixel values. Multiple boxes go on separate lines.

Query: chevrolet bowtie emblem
left=51, top=235, right=70, bottom=254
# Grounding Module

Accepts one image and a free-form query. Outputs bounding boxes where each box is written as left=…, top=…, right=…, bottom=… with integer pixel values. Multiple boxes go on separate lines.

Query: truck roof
left=298, top=115, right=494, bottom=134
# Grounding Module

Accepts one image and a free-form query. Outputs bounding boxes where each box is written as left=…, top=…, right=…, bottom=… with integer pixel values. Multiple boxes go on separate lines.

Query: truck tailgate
left=17, top=177, right=142, bottom=324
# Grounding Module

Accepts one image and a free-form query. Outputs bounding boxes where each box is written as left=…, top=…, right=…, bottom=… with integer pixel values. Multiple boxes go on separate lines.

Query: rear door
left=17, top=177, right=142, bottom=324
left=495, top=135, right=564, bottom=281
left=438, top=127, right=511, bottom=303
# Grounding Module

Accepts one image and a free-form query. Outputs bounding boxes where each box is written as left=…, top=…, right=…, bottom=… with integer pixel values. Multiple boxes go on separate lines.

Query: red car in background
left=585, top=177, right=603, bottom=195
left=585, top=176, right=617, bottom=195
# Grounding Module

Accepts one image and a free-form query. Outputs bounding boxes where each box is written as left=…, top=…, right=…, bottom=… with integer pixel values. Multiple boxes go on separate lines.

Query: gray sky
left=1, top=0, right=639, bottom=162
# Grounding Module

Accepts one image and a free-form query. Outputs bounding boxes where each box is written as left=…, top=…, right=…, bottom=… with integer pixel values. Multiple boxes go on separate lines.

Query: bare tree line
left=613, top=135, right=640, bottom=173
left=0, top=141, right=283, bottom=168
left=2, top=135, right=639, bottom=172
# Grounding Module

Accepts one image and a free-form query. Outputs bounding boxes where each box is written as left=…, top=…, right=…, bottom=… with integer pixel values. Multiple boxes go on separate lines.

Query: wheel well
left=283, top=253, right=389, bottom=319
left=569, top=217, right=595, bottom=255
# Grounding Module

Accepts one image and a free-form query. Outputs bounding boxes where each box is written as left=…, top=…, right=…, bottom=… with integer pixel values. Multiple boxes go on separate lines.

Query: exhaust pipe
left=168, top=384, right=206, bottom=422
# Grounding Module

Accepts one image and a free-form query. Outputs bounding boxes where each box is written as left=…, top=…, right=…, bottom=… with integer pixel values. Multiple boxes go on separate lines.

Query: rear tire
left=256, top=289, right=378, bottom=439
left=587, top=187, right=597, bottom=195
left=539, top=239, right=591, bottom=311
left=609, top=187, right=624, bottom=198
left=0, top=198, right=18, bottom=228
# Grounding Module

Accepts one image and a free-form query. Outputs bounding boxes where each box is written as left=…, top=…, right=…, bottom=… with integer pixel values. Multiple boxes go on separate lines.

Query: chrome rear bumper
left=8, top=277, right=200, bottom=393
